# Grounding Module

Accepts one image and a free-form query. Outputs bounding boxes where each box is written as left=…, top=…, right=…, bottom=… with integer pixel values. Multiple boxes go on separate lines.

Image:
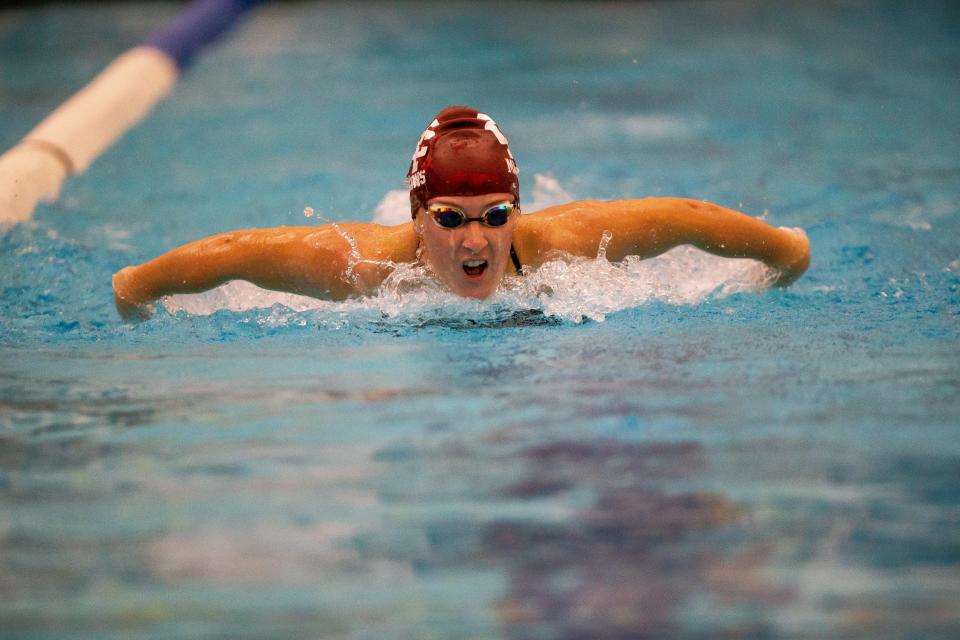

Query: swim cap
left=406, top=106, right=520, bottom=217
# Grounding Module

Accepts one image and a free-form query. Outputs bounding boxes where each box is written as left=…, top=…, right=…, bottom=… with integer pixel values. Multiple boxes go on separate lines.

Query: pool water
left=2, top=1, right=959, bottom=638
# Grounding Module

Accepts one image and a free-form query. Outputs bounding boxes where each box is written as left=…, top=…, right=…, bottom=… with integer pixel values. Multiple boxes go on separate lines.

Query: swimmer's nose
left=460, top=220, right=489, bottom=252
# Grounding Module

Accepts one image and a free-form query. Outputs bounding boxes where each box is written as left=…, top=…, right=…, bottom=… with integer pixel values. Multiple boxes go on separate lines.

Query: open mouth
left=462, top=259, right=488, bottom=277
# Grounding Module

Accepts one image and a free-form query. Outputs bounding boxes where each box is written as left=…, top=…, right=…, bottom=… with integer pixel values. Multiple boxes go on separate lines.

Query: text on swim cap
left=406, top=170, right=427, bottom=190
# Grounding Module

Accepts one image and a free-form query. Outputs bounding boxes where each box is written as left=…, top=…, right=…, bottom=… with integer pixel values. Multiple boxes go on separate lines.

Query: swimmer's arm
left=523, top=198, right=810, bottom=286
left=112, top=223, right=416, bottom=320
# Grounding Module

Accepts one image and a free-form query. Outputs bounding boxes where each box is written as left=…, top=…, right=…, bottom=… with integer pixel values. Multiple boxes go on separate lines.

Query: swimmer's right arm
left=112, top=223, right=417, bottom=321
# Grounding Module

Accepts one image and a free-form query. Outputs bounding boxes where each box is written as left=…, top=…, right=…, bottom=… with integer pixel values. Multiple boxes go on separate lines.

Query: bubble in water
left=303, top=207, right=315, bottom=218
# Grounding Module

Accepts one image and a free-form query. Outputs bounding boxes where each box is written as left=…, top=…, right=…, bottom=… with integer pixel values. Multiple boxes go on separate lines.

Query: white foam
left=164, top=281, right=324, bottom=315
left=526, top=173, right=574, bottom=212
left=370, top=189, right=410, bottom=226
left=163, top=245, right=775, bottom=325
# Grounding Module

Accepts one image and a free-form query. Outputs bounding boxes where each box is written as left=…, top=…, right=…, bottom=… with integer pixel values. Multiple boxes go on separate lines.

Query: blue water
left=2, top=1, right=959, bottom=638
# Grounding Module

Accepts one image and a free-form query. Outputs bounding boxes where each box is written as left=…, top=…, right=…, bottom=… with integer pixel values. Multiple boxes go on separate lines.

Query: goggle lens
left=434, top=208, right=465, bottom=228
left=483, top=205, right=512, bottom=227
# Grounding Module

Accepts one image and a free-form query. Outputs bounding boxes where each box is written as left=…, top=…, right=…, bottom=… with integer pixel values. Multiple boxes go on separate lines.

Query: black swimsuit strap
left=510, top=244, right=523, bottom=274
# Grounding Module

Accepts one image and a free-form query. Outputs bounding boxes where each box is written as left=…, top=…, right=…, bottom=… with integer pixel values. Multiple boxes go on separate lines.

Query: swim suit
left=510, top=244, right=522, bottom=274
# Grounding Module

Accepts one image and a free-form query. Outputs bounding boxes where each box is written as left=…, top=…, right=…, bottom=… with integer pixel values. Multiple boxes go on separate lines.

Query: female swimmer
left=112, top=106, right=810, bottom=320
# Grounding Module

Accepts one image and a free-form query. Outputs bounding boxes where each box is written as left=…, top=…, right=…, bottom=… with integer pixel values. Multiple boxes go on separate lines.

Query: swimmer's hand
left=112, top=267, right=154, bottom=322
left=770, top=227, right=810, bottom=287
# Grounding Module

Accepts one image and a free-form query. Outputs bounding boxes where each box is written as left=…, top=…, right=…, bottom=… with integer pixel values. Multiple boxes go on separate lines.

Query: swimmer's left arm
left=521, top=198, right=810, bottom=286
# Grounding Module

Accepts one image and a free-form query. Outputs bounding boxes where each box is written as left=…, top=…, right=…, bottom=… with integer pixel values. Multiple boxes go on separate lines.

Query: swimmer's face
left=414, top=193, right=518, bottom=299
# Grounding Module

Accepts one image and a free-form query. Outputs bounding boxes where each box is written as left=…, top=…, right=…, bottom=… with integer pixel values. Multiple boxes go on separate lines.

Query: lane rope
left=0, top=0, right=263, bottom=225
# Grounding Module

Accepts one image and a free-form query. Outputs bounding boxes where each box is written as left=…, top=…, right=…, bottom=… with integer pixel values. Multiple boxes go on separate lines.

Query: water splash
left=300, top=208, right=394, bottom=290
left=163, top=245, right=776, bottom=327
left=328, top=221, right=363, bottom=288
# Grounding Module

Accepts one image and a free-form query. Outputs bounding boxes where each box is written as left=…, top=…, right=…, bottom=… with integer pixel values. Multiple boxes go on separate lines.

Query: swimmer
left=112, top=105, right=810, bottom=320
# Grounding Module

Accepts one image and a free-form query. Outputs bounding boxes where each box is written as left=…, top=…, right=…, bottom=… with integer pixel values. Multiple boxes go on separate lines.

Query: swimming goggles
left=427, top=202, right=516, bottom=229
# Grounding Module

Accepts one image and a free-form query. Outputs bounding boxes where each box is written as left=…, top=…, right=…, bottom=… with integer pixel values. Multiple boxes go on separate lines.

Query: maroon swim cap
left=406, top=106, right=520, bottom=217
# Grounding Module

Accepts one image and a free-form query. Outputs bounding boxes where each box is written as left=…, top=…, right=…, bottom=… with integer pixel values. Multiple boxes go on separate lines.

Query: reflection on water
left=354, top=430, right=960, bottom=639
left=485, top=439, right=789, bottom=639
left=767, top=452, right=960, bottom=640
left=2, top=410, right=960, bottom=638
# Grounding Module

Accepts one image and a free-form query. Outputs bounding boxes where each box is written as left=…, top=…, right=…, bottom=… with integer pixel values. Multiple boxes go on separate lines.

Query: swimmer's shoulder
left=514, top=200, right=607, bottom=266
left=336, top=220, right=419, bottom=263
